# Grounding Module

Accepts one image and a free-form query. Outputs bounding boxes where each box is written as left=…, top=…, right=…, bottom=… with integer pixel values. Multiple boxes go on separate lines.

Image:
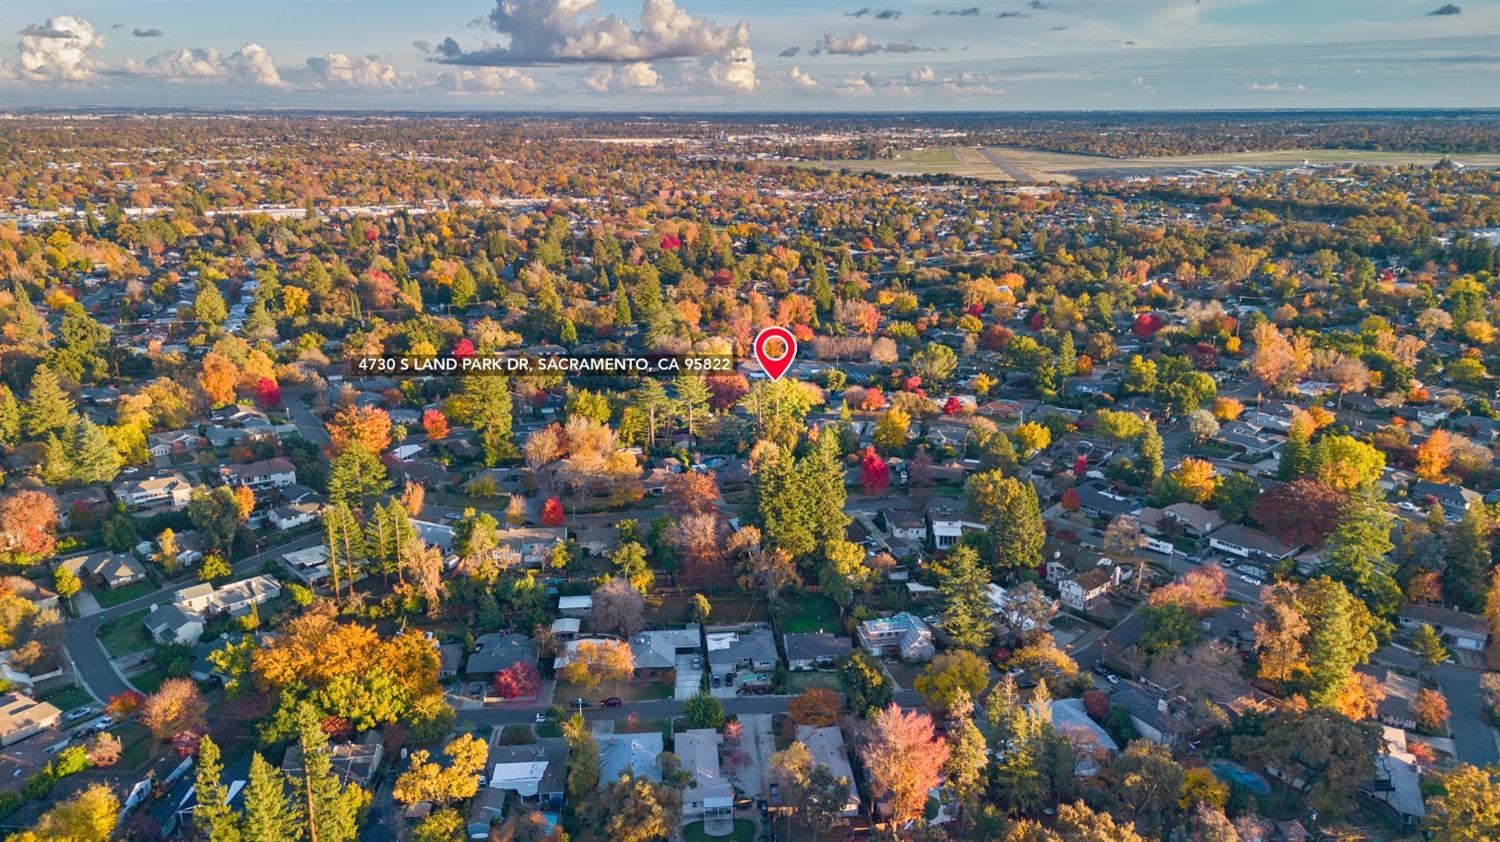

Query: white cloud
left=444, top=0, right=748, bottom=66
left=1244, top=81, right=1307, bottom=92
left=121, top=48, right=224, bottom=80
left=820, top=32, right=880, bottom=56
left=580, top=61, right=659, bottom=92
left=788, top=65, right=818, bottom=91
left=438, top=66, right=539, bottom=93
left=12, top=16, right=103, bottom=81
left=706, top=46, right=757, bottom=93
left=223, top=43, right=283, bottom=87
left=295, top=53, right=401, bottom=89
left=911, top=65, right=936, bottom=83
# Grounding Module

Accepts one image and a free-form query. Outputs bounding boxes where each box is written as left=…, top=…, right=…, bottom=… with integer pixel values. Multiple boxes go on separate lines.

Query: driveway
left=675, top=653, right=703, bottom=700
left=1433, top=663, right=1500, bottom=767
left=731, top=713, right=774, bottom=801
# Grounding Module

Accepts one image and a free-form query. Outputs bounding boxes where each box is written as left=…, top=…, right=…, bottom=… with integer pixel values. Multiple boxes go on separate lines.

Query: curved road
left=63, top=533, right=324, bottom=702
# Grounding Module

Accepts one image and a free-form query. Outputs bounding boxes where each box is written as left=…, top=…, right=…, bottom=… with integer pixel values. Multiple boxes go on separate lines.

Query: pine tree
left=614, top=286, right=633, bottom=327
left=932, top=545, right=991, bottom=651
left=1443, top=503, right=1491, bottom=612
left=460, top=374, right=515, bottom=465
left=1139, top=422, right=1164, bottom=483
left=293, top=703, right=362, bottom=842
left=0, top=383, right=20, bottom=447
left=809, top=260, right=832, bottom=314
left=193, top=735, right=241, bottom=842
left=242, top=752, right=301, bottom=842
left=41, top=432, right=73, bottom=486
left=23, top=364, right=75, bottom=439
left=1279, top=420, right=1312, bottom=480
left=1324, top=485, right=1400, bottom=615
left=72, top=418, right=123, bottom=484
left=674, top=373, right=710, bottom=445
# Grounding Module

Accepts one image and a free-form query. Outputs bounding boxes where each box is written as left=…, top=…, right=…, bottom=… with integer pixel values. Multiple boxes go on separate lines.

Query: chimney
left=1157, top=698, right=1169, bottom=714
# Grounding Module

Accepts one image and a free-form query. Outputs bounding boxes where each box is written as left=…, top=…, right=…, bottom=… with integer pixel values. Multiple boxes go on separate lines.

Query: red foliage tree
left=1060, top=487, right=1082, bottom=512
left=0, top=490, right=59, bottom=560
left=1029, top=313, right=1046, bottom=330
left=540, top=497, right=565, bottom=527
left=860, top=447, right=891, bottom=494
left=1082, top=690, right=1110, bottom=719
left=859, top=388, right=888, bottom=412
left=903, top=376, right=923, bottom=393
left=105, top=690, right=146, bottom=717
left=421, top=408, right=449, bottom=440
left=255, top=377, right=282, bottom=408
left=942, top=396, right=963, bottom=415
left=1132, top=312, right=1165, bottom=337
left=452, top=338, right=475, bottom=358
left=1073, top=454, right=1089, bottom=477
left=1249, top=478, right=1348, bottom=547
left=706, top=372, right=750, bottom=411
left=492, top=661, right=542, bottom=700
left=981, top=325, right=1013, bottom=351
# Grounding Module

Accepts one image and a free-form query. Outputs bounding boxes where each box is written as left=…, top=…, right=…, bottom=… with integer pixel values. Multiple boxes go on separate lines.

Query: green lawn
left=40, top=684, right=93, bottom=711
left=129, top=666, right=170, bottom=695
left=96, top=609, right=153, bottom=657
left=777, top=593, right=841, bottom=634
left=683, top=819, right=756, bottom=842
left=785, top=672, right=842, bottom=693
left=92, top=580, right=158, bottom=608
left=553, top=676, right=674, bottom=705
left=115, top=722, right=156, bottom=770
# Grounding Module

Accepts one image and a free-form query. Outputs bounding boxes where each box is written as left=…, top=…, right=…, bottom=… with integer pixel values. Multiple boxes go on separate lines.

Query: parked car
left=1239, top=574, right=1263, bottom=586
left=601, top=697, right=622, bottom=707
left=65, top=706, right=96, bottom=722
left=570, top=698, right=592, bottom=709
left=1106, top=674, right=1120, bottom=685
left=85, top=715, right=115, bottom=734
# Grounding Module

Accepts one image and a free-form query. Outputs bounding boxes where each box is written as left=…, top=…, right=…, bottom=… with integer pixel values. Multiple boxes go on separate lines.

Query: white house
left=220, top=457, right=297, bottom=493
left=113, top=472, right=194, bottom=510
left=281, top=545, right=332, bottom=585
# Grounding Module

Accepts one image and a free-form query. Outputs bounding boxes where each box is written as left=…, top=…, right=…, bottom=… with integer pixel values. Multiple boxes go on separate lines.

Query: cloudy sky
left=1, top=0, right=1496, bottom=110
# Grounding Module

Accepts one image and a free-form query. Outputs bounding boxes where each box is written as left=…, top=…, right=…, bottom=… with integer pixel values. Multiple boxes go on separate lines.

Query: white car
left=65, top=706, right=96, bottom=722
left=1239, top=574, right=1263, bottom=587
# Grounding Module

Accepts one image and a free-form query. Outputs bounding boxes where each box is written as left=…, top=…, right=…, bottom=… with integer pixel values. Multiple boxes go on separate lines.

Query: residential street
left=1433, top=663, right=1500, bottom=767
left=62, top=533, right=325, bottom=702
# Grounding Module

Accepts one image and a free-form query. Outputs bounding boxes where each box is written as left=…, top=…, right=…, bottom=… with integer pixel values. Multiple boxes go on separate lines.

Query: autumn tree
left=1253, top=578, right=1378, bottom=708
left=1415, top=688, right=1450, bottom=731
left=1416, top=429, right=1454, bottom=481
left=394, top=733, right=489, bottom=806
left=142, top=677, right=207, bottom=741
left=7, top=782, right=118, bottom=842
left=787, top=688, right=843, bottom=727
left=860, top=704, right=950, bottom=825
left=326, top=404, right=391, bottom=455
left=1425, top=763, right=1500, bottom=842
left=913, top=650, right=990, bottom=718
left=0, top=490, right=59, bottom=563
left=420, top=408, right=449, bottom=440
left=1249, top=478, right=1347, bottom=547
left=590, top=577, right=646, bottom=636
left=491, top=661, right=542, bottom=700
left=557, top=639, right=633, bottom=692
left=1232, top=706, right=1379, bottom=816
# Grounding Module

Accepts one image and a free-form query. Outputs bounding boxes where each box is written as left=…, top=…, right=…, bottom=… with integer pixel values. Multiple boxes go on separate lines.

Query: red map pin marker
left=753, top=326, right=797, bottom=382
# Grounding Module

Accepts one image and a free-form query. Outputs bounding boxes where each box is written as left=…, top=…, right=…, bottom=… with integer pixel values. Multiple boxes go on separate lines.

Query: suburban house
left=0, top=577, right=58, bottom=612
left=467, top=789, right=507, bottom=840
left=147, top=430, right=205, bottom=458
left=628, top=628, right=702, bottom=678
left=677, top=729, right=734, bottom=825
left=58, top=551, right=149, bottom=590
left=144, top=603, right=206, bottom=646
left=783, top=632, right=852, bottom=671
left=1396, top=604, right=1489, bottom=651
left=270, top=500, right=323, bottom=531
left=220, top=457, right=298, bottom=494
left=0, top=693, right=62, bottom=747
left=1044, top=698, right=1119, bottom=776
left=925, top=503, right=987, bottom=550
left=794, top=725, right=861, bottom=818
left=879, top=508, right=927, bottom=543
left=1358, top=667, right=1420, bottom=731
left=496, top=526, right=569, bottom=568
left=487, top=737, right=567, bottom=810
left=113, top=472, right=194, bottom=510
left=1058, top=564, right=1124, bottom=611
left=987, top=583, right=1055, bottom=632
left=1407, top=481, right=1481, bottom=520
left=1208, top=524, right=1298, bottom=564
left=596, top=731, right=663, bottom=785
left=465, top=633, right=536, bottom=681
left=280, top=545, right=332, bottom=585
left=705, top=625, right=779, bottom=688
left=283, top=731, right=385, bottom=787
left=1109, top=683, right=1175, bottom=745
left=856, top=613, right=935, bottom=662
left=1072, top=482, right=1143, bottom=520
left=1200, top=604, right=1261, bottom=652
left=1362, top=727, right=1427, bottom=826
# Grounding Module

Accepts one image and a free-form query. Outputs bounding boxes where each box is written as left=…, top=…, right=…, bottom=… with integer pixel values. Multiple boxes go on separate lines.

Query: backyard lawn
left=684, top=819, right=756, bottom=842
left=777, top=593, right=841, bottom=634
left=92, top=580, right=158, bottom=609
left=785, top=671, right=842, bottom=693
left=96, top=609, right=153, bottom=657
left=129, top=666, right=170, bottom=694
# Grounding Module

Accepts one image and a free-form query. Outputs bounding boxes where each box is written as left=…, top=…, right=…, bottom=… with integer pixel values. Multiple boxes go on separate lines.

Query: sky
left=0, top=0, right=1496, bottom=111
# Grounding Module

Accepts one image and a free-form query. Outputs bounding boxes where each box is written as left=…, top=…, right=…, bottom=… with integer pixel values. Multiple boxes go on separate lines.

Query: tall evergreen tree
left=1279, top=420, right=1312, bottom=480
left=0, top=383, right=20, bottom=446
left=808, top=260, right=832, bottom=314
left=242, top=752, right=301, bottom=842
left=932, top=545, right=991, bottom=651
left=23, top=363, right=75, bottom=439
left=1443, top=503, right=1491, bottom=612
left=1139, top=422, right=1164, bottom=483
left=193, top=735, right=241, bottom=842
left=1324, top=485, right=1400, bottom=616
left=195, top=283, right=229, bottom=327
left=459, top=374, right=515, bottom=465
left=292, top=703, right=363, bottom=842
left=72, top=418, right=123, bottom=484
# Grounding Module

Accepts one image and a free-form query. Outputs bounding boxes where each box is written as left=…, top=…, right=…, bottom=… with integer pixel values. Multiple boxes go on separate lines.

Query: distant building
left=1396, top=603, right=1489, bottom=651
left=783, top=632, right=852, bottom=671
left=280, top=545, right=332, bottom=585
left=596, top=731, right=663, bottom=786
left=704, top=625, right=778, bottom=687
left=57, top=551, right=148, bottom=590
left=677, top=729, right=733, bottom=824
left=0, top=693, right=61, bottom=747
left=113, top=472, right=194, bottom=510
left=220, top=457, right=297, bottom=493
left=794, top=725, right=860, bottom=817
left=282, top=731, right=384, bottom=787
left=1208, top=524, right=1297, bottom=564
